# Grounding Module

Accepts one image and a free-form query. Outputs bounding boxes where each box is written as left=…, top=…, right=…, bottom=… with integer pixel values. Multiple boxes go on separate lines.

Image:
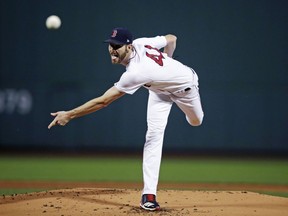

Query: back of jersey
left=130, top=37, right=194, bottom=94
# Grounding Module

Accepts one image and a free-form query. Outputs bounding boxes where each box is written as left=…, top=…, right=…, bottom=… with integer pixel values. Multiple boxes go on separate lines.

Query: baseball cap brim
left=104, top=39, right=125, bottom=45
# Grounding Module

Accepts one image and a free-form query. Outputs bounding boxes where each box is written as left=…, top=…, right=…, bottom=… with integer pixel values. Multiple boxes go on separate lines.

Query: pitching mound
left=0, top=188, right=287, bottom=216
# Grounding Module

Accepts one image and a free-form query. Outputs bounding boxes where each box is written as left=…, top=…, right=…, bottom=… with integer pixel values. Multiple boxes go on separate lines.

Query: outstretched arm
left=163, top=34, right=177, bottom=58
left=48, top=86, right=125, bottom=129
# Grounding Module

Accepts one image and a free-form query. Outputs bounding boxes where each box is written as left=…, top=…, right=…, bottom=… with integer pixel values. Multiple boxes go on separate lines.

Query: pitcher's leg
left=173, top=86, right=204, bottom=126
left=142, top=91, right=173, bottom=195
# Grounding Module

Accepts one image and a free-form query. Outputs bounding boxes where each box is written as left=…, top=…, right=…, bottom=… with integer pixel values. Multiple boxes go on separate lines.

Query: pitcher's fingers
left=50, top=112, right=58, bottom=116
left=48, top=119, right=57, bottom=129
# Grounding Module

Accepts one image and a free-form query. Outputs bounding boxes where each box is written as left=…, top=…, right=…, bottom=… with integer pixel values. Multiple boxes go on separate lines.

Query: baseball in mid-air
left=46, top=15, right=61, bottom=30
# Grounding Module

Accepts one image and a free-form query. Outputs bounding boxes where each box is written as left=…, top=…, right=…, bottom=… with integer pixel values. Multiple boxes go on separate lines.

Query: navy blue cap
left=104, top=27, right=133, bottom=45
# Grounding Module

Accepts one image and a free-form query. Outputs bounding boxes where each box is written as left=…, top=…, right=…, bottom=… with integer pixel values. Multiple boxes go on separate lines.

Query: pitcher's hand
left=48, top=111, right=71, bottom=129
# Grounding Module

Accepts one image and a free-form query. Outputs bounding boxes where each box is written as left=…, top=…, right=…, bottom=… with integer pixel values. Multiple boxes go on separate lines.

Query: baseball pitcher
left=48, top=27, right=204, bottom=211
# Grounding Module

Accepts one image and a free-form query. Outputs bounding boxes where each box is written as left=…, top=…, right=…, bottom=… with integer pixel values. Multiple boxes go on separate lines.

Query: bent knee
left=190, top=119, right=202, bottom=126
left=186, top=115, right=204, bottom=126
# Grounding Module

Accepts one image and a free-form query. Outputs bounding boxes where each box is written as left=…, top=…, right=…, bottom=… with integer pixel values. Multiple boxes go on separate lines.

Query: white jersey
left=113, top=35, right=204, bottom=197
left=114, top=36, right=198, bottom=95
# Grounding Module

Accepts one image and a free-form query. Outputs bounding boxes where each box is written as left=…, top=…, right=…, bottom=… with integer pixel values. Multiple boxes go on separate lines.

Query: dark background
left=0, top=0, right=287, bottom=156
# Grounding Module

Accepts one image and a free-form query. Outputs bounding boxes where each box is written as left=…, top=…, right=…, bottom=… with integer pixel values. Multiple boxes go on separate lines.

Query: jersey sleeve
left=114, top=71, right=151, bottom=95
left=133, top=36, right=167, bottom=50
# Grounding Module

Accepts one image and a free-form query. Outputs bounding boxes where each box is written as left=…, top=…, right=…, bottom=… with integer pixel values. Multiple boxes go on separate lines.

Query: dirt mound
left=0, top=188, right=287, bottom=216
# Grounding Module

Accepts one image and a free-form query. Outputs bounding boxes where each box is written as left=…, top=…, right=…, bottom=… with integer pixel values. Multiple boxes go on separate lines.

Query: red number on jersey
left=145, top=45, right=165, bottom=66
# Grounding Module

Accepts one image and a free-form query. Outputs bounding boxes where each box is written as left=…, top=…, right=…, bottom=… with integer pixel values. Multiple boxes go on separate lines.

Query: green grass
left=0, top=156, right=142, bottom=182
left=0, top=189, right=44, bottom=196
left=0, top=156, right=287, bottom=196
left=160, top=158, right=288, bottom=184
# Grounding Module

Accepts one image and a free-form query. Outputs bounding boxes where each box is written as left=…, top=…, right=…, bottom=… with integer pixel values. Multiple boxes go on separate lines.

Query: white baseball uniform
left=114, top=36, right=204, bottom=195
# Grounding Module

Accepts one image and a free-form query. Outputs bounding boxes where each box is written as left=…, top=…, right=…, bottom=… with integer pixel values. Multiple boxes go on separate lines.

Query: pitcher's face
left=108, top=44, right=129, bottom=65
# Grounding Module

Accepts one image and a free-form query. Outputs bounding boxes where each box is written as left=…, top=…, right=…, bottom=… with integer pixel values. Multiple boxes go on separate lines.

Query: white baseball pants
left=142, top=78, right=204, bottom=195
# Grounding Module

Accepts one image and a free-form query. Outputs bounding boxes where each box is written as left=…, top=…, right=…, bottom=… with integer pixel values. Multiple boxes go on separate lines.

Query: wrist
left=67, top=110, right=76, bottom=119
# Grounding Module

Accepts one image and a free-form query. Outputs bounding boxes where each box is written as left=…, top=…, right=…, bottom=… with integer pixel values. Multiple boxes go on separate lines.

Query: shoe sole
left=140, top=203, right=160, bottom=211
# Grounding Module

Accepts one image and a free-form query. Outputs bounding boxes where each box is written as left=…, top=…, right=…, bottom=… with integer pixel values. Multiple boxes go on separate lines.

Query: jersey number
left=145, top=45, right=165, bottom=66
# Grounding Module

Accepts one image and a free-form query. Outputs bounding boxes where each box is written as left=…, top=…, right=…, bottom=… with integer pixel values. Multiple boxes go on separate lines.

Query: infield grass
left=0, top=155, right=287, bottom=197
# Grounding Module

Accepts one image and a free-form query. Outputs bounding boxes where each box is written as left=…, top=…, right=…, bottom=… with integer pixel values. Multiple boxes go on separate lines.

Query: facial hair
left=117, top=46, right=129, bottom=64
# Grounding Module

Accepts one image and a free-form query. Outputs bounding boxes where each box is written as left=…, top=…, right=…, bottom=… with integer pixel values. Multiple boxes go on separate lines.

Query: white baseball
left=46, top=15, right=61, bottom=30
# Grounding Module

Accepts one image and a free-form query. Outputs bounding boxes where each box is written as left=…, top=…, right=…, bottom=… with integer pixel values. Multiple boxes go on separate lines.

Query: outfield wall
left=0, top=0, right=287, bottom=154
